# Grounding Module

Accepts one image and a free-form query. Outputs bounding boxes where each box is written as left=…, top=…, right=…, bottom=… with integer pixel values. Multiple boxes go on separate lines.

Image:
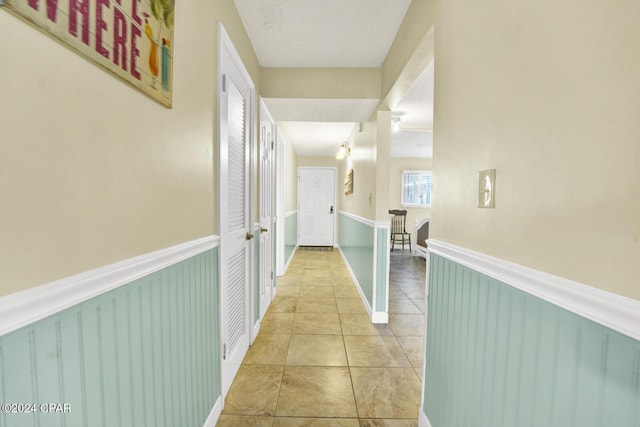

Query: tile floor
left=217, top=248, right=427, bottom=427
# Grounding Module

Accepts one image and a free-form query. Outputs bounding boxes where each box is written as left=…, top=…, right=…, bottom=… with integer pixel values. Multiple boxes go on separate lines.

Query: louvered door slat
left=226, top=77, right=246, bottom=233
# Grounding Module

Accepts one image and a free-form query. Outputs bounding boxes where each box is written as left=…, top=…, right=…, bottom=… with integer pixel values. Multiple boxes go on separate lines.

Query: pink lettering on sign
left=113, top=8, right=128, bottom=71
left=131, top=0, right=142, bottom=25
left=95, top=0, right=110, bottom=59
left=27, top=0, right=60, bottom=23
left=68, top=0, right=90, bottom=46
left=130, top=23, right=142, bottom=80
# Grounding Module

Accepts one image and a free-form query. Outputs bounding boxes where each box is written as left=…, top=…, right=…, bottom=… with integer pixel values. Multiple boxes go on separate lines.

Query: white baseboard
left=371, top=311, right=388, bottom=324
left=283, top=245, right=298, bottom=273
left=252, top=320, right=261, bottom=344
left=419, top=410, right=433, bottom=427
left=428, top=239, right=640, bottom=342
left=202, top=396, right=223, bottom=427
left=0, top=235, right=220, bottom=337
left=413, top=245, right=428, bottom=259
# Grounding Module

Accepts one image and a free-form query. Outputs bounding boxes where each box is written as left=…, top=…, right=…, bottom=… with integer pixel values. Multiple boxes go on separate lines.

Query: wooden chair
left=389, top=209, right=411, bottom=251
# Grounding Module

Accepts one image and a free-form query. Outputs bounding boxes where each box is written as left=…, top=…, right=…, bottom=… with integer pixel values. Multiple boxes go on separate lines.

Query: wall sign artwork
left=344, top=168, right=354, bottom=196
left=1, top=0, right=174, bottom=108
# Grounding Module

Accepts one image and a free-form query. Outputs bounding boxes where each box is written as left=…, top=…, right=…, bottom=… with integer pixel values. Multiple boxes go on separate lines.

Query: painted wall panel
left=431, top=0, right=640, bottom=300
left=285, top=212, right=298, bottom=266
left=338, top=213, right=374, bottom=306
left=423, top=253, right=640, bottom=427
left=0, top=249, right=220, bottom=427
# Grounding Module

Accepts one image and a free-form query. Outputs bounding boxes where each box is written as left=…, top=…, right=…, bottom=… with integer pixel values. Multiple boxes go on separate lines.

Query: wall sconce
left=336, top=142, right=351, bottom=160
left=392, top=117, right=401, bottom=132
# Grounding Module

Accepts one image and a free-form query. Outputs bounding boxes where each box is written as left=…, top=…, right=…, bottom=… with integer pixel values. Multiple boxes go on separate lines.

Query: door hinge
left=222, top=75, right=227, bottom=92
left=271, top=271, right=274, bottom=280
left=223, top=344, right=227, bottom=360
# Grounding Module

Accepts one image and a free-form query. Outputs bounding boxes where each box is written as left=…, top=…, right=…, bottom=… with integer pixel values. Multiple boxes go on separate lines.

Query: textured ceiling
left=234, top=0, right=412, bottom=67
left=235, top=0, right=433, bottom=157
left=392, top=58, right=434, bottom=130
left=279, top=122, right=356, bottom=157
left=391, top=130, right=433, bottom=158
left=263, top=98, right=378, bottom=157
left=263, top=98, right=379, bottom=123
left=391, top=58, right=434, bottom=157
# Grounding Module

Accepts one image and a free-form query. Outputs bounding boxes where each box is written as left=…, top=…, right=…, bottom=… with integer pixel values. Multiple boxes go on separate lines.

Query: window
left=402, top=170, right=433, bottom=207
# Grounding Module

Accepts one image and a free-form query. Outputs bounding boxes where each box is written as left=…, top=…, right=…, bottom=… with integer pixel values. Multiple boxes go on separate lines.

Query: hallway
left=217, top=248, right=427, bottom=426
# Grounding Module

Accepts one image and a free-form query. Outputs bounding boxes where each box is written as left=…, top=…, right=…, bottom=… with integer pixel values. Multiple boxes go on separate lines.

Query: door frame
left=297, top=167, right=337, bottom=247
left=275, top=133, right=285, bottom=276
left=258, top=98, right=275, bottom=320
left=217, top=22, right=255, bottom=398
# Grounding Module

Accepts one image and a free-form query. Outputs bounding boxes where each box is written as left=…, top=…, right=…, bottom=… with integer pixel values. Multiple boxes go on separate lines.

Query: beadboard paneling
left=338, top=212, right=374, bottom=306
left=284, top=211, right=298, bottom=267
left=0, top=248, right=220, bottom=427
left=423, top=253, right=640, bottom=427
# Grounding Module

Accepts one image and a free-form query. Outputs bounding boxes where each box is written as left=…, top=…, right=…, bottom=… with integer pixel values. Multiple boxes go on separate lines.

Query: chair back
left=388, top=209, right=408, bottom=234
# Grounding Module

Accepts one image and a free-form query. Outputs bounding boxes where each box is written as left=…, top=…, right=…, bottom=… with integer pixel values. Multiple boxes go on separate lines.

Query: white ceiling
left=391, top=130, right=433, bottom=158
left=234, top=0, right=434, bottom=158
left=279, top=122, right=356, bottom=157
left=263, top=98, right=379, bottom=123
left=392, top=58, right=434, bottom=131
left=234, top=0, right=412, bottom=67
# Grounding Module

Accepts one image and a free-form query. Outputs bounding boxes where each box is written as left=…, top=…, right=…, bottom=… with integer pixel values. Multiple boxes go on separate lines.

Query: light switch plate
left=478, top=169, right=496, bottom=208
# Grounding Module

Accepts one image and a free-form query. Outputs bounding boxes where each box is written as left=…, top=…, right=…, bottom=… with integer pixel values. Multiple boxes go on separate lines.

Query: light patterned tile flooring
left=218, top=249, right=426, bottom=426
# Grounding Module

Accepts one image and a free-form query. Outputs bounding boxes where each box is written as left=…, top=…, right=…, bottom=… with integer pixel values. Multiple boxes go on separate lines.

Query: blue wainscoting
left=284, top=212, right=297, bottom=268
left=0, top=248, right=221, bottom=427
left=338, top=213, right=375, bottom=307
left=423, top=253, right=640, bottom=427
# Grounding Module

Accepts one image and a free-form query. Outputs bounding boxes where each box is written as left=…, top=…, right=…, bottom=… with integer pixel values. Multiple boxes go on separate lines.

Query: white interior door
left=259, top=99, right=275, bottom=319
left=218, top=24, right=253, bottom=397
left=298, top=168, right=336, bottom=246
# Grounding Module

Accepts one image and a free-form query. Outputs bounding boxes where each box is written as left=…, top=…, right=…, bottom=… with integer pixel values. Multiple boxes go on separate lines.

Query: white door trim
left=259, top=98, right=275, bottom=320
left=275, top=133, right=285, bottom=277
left=217, top=22, right=255, bottom=398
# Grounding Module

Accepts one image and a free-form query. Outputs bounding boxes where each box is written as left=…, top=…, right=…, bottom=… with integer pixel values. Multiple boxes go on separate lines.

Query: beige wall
left=297, top=157, right=339, bottom=169
left=261, top=68, right=381, bottom=99
left=283, top=133, right=299, bottom=213
left=431, top=0, right=640, bottom=300
left=337, top=120, right=378, bottom=220
left=0, top=0, right=258, bottom=296
left=382, top=0, right=435, bottom=99
left=389, top=158, right=433, bottom=227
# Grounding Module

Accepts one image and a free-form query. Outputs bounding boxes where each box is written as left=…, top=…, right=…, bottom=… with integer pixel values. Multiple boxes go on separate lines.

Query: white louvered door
left=219, top=25, right=253, bottom=397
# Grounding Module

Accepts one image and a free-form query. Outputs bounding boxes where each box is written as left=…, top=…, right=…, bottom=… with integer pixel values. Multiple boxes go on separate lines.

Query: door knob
left=246, top=232, right=254, bottom=240
left=260, top=228, right=268, bottom=233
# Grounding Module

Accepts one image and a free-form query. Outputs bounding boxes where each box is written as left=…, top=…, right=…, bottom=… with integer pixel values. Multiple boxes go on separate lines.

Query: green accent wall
left=424, top=253, right=640, bottom=427
left=284, top=213, right=297, bottom=266
left=338, top=213, right=374, bottom=306
left=0, top=248, right=220, bottom=427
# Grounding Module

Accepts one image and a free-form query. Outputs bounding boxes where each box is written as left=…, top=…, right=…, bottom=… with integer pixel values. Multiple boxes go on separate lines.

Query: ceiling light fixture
left=336, top=142, right=351, bottom=160
left=392, top=117, right=401, bottom=132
